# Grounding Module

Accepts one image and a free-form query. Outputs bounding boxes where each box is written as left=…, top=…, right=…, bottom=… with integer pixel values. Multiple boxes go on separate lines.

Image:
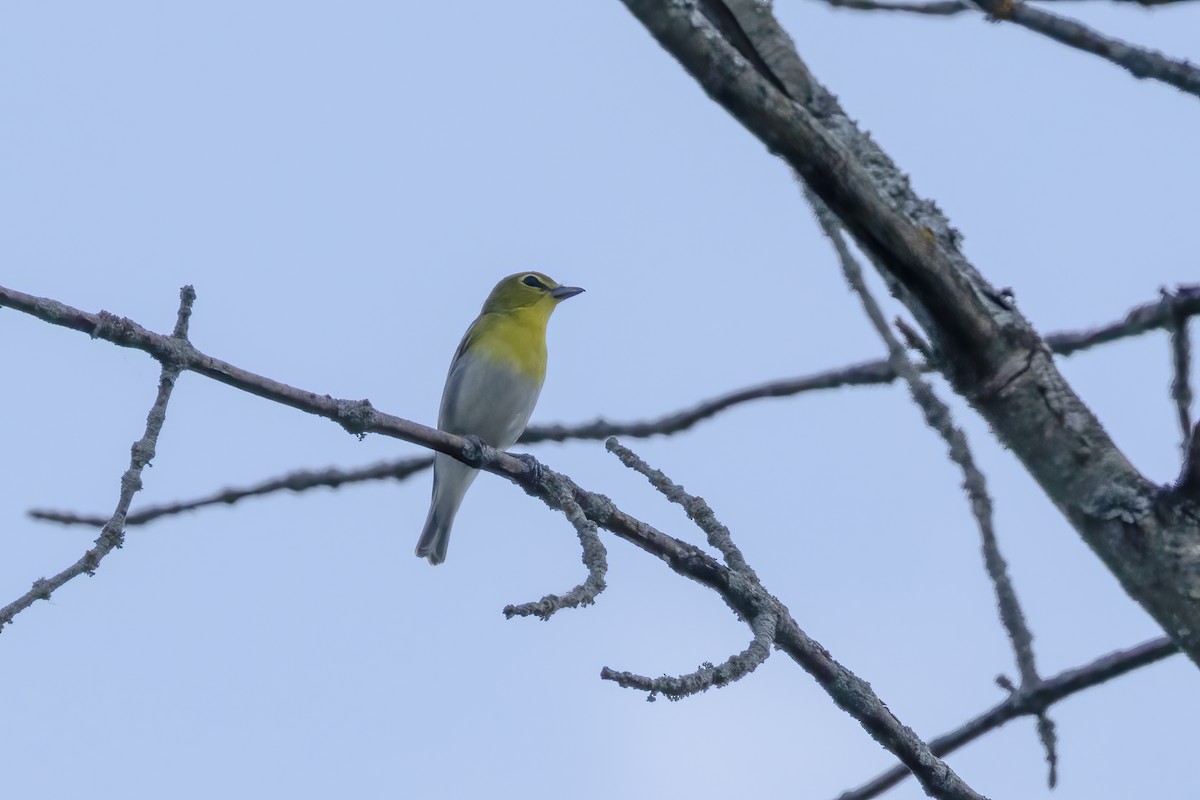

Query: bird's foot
left=460, top=434, right=489, bottom=467
left=516, top=452, right=544, bottom=484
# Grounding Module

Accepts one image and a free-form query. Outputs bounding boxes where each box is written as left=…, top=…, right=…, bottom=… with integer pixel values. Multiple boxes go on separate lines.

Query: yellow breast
left=466, top=306, right=550, bottom=384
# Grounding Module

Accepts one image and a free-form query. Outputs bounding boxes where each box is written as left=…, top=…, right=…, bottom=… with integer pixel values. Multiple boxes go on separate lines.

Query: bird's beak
left=551, top=285, right=585, bottom=301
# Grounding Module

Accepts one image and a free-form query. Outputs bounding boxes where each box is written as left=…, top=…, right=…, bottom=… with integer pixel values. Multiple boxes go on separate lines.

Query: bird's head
left=481, top=272, right=585, bottom=315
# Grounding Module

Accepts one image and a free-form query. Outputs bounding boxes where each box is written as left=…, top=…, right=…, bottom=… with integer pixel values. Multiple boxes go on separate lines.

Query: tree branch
left=811, top=194, right=1057, bottom=785
left=28, top=284, right=1200, bottom=530
left=1173, top=423, right=1200, bottom=498
left=812, top=0, right=1200, bottom=99
left=0, top=282, right=985, bottom=800
left=503, top=472, right=609, bottom=620
left=606, top=437, right=755, bottom=573
left=1045, top=284, right=1200, bottom=356
left=1165, top=287, right=1194, bottom=451
left=971, top=0, right=1200, bottom=99
left=620, top=0, right=1200, bottom=669
left=834, top=635, right=1180, bottom=800
left=599, top=438, right=777, bottom=699
left=822, top=0, right=1200, bottom=17
left=29, top=457, right=436, bottom=527
left=824, top=0, right=973, bottom=14
left=601, top=610, right=777, bottom=700
left=0, top=286, right=194, bottom=631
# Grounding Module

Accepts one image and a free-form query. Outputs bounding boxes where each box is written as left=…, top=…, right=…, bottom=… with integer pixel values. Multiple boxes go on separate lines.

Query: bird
left=415, top=271, right=584, bottom=565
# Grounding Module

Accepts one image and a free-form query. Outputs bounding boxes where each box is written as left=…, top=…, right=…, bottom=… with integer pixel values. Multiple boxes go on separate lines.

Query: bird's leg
left=459, top=434, right=490, bottom=468
left=515, top=452, right=544, bottom=485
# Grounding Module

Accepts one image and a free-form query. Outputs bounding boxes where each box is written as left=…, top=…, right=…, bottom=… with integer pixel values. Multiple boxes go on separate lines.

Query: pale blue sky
left=2, top=3, right=1198, bottom=799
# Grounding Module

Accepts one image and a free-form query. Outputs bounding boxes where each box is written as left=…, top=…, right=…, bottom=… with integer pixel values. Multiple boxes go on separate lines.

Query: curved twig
left=503, top=474, right=608, bottom=620
left=601, top=611, right=777, bottom=701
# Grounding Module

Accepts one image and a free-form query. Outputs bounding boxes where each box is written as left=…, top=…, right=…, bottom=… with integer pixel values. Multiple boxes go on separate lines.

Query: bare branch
left=601, top=611, right=777, bottom=700
left=810, top=193, right=1055, bottom=783
left=1165, top=287, right=1194, bottom=451
left=1045, top=285, right=1200, bottom=356
left=606, top=437, right=754, bottom=574
left=600, top=438, right=773, bottom=696
left=503, top=473, right=608, bottom=620
left=0, top=286, right=194, bottom=631
left=522, top=359, right=898, bottom=442
left=895, top=316, right=934, bottom=360
left=1036, top=714, right=1059, bottom=789
left=0, top=282, right=988, bottom=798
left=971, top=0, right=1200, bottom=99
left=824, top=0, right=971, bottom=15
left=835, top=636, right=1180, bottom=800
left=619, top=0, right=1200, bottom=670
left=822, top=0, right=1200, bottom=16
left=601, top=436, right=987, bottom=798
left=812, top=0, right=1200, bottom=98
left=29, top=284, right=1200, bottom=530
left=29, top=457, right=436, bottom=527
left=1174, top=423, right=1200, bottom=498
left=28, top=360, right=899, bottom=528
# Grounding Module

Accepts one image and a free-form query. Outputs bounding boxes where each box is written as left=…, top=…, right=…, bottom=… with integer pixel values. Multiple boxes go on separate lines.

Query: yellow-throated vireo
left=416, top=271, right=584, bottom=565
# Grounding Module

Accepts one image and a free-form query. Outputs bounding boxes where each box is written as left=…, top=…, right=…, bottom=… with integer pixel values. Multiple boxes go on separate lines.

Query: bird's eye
left=522, top=275, right=547, bottom=289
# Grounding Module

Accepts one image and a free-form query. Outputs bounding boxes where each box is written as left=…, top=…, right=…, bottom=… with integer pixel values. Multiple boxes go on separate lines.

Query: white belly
left=438, top=352, right=543, bottom=450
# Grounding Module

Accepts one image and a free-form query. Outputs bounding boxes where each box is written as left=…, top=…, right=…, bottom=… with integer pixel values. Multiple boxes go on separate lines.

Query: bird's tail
left=415, top=455, right=477, bottom=565
left=415, top=506, right=453, bottom=566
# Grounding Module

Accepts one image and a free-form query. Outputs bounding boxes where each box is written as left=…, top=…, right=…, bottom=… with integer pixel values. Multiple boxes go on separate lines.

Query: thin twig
left=599, top=438, right=775, bottom=697
left=0, top=286, right=195, bottom=631
left=823, top=0, right=1200, bottom=15
left=1173, top=422, right=1200, bottom=498
left=972, top=0, right=1200, bottom=99
left=810, top=192, right=1055, bottom=784
left=523, top=360, right=901, bottom=442
left=815, top=0, right=1200, bottom=98
left=29, top=457, right=436, bottom=527
left=601, top=611, right=777, bottom=700
left=1046, top=285, right=1200, bottom=356
left=895, top=316, right=934, bottom=360
left=605, top=437, right=755, bottom=575
left=825, top=0, right=971, bottom=14
left=503, top=474, right=608, bottom=620
left=834, top=636, right=1179, bottom=800
left=1165, top=287, right=1194, bottom=452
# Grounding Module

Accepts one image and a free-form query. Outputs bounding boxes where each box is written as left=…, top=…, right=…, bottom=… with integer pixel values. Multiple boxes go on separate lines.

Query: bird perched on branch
left=416, top=271, right=584, bottom=565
